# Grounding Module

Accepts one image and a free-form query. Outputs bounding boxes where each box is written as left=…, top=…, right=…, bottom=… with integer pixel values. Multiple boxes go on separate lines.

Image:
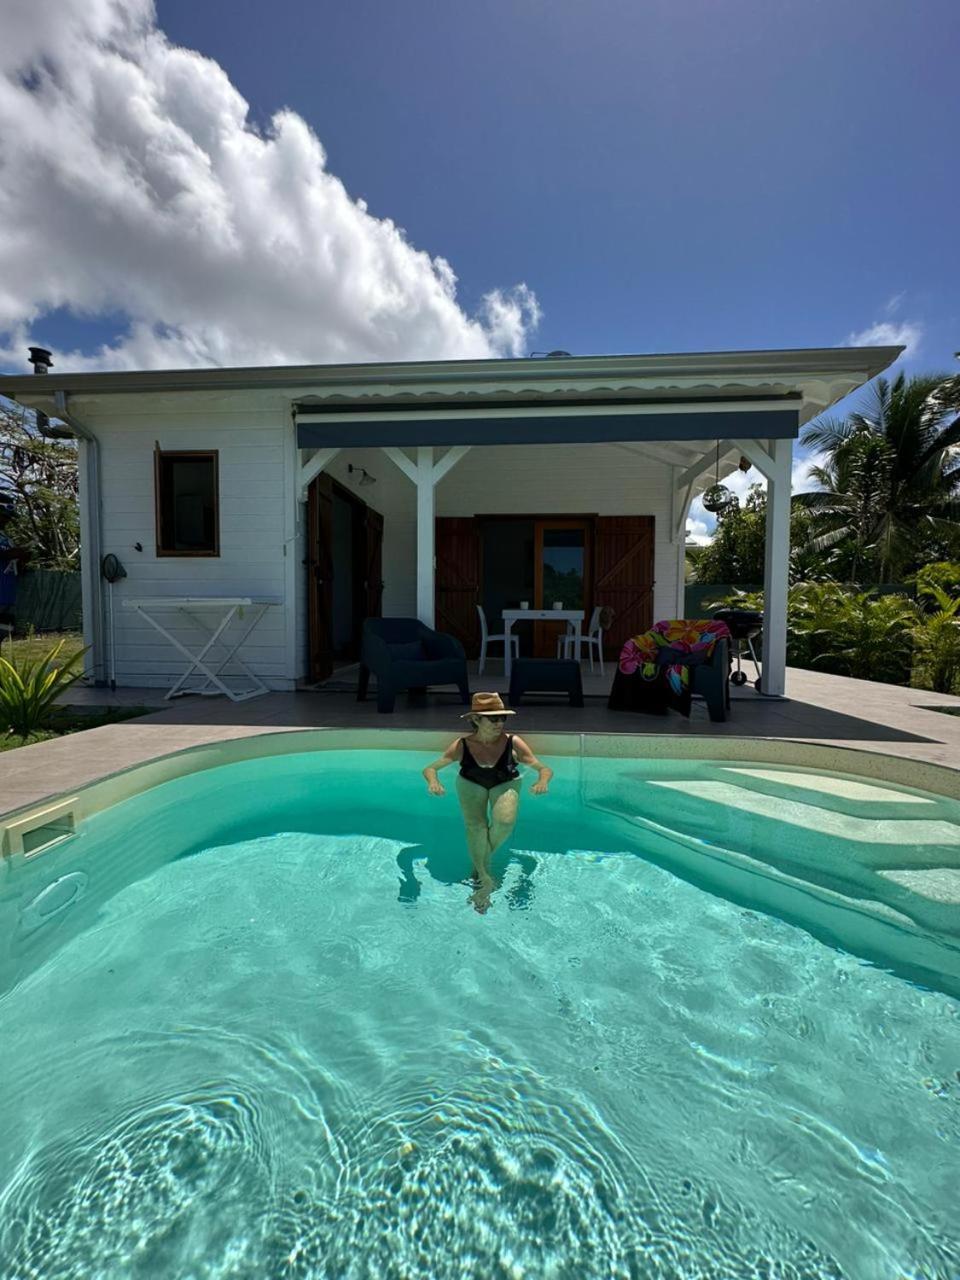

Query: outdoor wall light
left=347, top=464, right=376, bottom=487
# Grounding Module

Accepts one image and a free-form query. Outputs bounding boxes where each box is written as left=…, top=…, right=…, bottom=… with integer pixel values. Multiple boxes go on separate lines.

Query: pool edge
left=4, top=727, right=960, bottom=856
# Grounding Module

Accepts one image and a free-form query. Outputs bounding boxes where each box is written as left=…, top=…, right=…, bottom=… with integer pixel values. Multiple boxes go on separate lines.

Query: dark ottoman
left=508, top=658, right=584, bottom=707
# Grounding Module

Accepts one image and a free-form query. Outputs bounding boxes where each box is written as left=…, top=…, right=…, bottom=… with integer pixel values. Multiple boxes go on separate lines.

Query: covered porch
left=294, top=347, right=899, bottom=697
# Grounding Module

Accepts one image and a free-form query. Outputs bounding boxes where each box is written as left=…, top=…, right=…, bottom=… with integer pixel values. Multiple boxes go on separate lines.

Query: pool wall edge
left=4, top=728, right=960, bottom=860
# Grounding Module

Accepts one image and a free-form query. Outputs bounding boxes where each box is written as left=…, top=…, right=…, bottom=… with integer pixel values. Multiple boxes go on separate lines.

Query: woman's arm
left=512, top=735, right=553, bottom=795
left=422, top=738, right=462, bottom=795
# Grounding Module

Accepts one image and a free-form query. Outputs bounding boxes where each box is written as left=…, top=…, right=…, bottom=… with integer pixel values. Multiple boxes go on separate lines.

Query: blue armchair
left=358, top=618, right=470, bottom=713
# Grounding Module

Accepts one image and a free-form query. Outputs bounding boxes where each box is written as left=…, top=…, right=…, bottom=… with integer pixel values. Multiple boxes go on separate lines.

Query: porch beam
left=675, top=440, right=732, bottom=489
left=674, top=479, right=695, bottom=542
left=732, top=437, right=775, bottom=477
left=432, top=444, right=471, bottom=484
left=296, top=407, right=799, bottom=450
left=298, top=446, right=340, bottom=499
left=383, top=446, right=419, bottom=484
left=760, top=438, right=792, bottom=697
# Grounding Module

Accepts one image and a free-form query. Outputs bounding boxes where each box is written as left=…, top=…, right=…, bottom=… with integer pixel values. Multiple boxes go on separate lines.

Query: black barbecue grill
left=713, top=607, right=763, bottom=688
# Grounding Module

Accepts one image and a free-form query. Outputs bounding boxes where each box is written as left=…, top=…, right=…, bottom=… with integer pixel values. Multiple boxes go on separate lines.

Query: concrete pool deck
left=2, top=667, right=959, bottom=822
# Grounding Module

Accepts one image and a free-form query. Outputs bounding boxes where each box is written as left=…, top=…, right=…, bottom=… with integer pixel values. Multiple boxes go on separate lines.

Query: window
left=155, top=450, right=219, bottom=556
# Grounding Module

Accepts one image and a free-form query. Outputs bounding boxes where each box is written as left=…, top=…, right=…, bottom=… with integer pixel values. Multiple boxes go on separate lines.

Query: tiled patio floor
left=2, top=667, right=959, bottom=819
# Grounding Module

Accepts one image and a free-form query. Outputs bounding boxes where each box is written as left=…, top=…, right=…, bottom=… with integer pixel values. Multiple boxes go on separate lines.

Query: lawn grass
left=1, top=631, right=157, bottom=751
left=0, top=630, right=86, bottom=668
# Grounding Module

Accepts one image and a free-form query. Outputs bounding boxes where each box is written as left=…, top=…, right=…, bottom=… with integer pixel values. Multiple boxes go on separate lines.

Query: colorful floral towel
left=609, top=618, right=731, bottom=716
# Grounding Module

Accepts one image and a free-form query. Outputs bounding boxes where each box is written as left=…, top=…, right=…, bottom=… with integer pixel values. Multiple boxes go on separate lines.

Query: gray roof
left=0, top=345, right=903, bottom=397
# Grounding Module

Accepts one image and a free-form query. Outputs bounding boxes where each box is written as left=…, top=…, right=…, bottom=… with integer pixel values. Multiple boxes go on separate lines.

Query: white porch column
left=733, top=436, right=792, bottom=697
left=760, top=438, right=792, bottom=696
left=415, top=446, right=436, bottom=627
left=383, top=445, right=471, bottom=628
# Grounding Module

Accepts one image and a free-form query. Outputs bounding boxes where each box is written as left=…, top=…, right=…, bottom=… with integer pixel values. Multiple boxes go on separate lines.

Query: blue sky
left=2, top=0, right=957, bottom=373
left=1, top=0, right=956, bottom=538
left=20, top=0, right=956, bottom=371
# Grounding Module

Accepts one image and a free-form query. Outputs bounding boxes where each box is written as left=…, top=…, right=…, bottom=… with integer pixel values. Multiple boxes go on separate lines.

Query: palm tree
left=797, top=371, right=960, bottom=581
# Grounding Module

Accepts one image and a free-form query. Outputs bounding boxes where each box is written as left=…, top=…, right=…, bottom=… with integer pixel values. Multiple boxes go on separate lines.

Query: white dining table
left=501, top=608, right=584, bottom=679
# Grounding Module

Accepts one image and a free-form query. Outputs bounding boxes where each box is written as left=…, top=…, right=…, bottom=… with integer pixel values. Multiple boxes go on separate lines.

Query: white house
left=3, top=345, right=901, bottom=699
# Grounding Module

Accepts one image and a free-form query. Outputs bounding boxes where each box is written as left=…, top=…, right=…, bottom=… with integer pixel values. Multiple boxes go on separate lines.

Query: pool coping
left=4, top=727, right=960, bottom=857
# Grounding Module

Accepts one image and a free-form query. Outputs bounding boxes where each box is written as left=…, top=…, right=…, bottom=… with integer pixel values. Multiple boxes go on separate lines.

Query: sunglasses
left=481, top=714, right=508, bottom=723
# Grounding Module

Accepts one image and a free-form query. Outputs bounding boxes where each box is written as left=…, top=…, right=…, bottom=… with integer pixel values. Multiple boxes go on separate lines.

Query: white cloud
left=883, top=292, right=905, bottom=316
left=845, top=319, right=923, bottom=358
left=685, top=511, right=712, bottom=546
left=791, top=449, right=827, bottom=494
left=0, top=0, right=540, bottom=371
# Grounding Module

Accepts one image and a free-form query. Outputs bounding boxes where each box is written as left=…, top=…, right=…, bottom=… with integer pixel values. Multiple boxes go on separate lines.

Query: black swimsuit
left=459, top=735, right=521, bottom=790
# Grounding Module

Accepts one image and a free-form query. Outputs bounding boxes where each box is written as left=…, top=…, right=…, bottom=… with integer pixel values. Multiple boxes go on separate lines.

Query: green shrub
left=912, top=561, right=960, bottom=607
left=910, top=584, right=960, bottom=694
left=0, top=639, right=87, bottom=738
left=708, top=583, right=917, bottom=685
left=806, top=590, right=916, bottom=684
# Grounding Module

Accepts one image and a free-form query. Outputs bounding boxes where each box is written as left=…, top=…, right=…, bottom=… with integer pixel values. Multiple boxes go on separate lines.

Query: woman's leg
left=487, top=779, right=521, bottom=855
left=456, top=776, right=493, bottom=882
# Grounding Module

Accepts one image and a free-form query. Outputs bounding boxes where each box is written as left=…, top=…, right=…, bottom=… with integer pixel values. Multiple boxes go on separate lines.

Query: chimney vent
left=28, top=347, right=53, bottom=375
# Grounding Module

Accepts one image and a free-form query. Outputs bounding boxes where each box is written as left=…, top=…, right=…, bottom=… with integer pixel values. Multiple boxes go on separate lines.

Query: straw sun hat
left=461, top=692, right=516, bottom=719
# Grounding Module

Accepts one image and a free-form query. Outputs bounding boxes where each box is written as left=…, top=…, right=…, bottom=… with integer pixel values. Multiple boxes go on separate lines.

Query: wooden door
left=307, top=473, right=335, bottom=683
left=593, top=516, right=655, bottom=657
left=363, top=506, right=384, bottom=621
left=435, top=517, right=481, bottom=655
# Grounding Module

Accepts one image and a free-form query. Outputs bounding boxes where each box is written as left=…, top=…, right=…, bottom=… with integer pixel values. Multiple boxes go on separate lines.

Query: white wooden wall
left=91, top=407, right=294, bottom=690
left=86, top=411, right=679, bottom=690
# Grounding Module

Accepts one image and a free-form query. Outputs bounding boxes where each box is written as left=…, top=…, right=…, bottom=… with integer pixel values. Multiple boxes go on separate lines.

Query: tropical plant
left=709, top=583, right=917, bottom=684
left=796, top=371, right=960, bottom=581
left=0, top=638, right=87, bottom=738
left=805, top=590, right=917, bottom=683
left=692, top=485, right=822, bottom=584
left=910, top=582, right=960, bottom=694
left=912, top=560, right=960, bottom=606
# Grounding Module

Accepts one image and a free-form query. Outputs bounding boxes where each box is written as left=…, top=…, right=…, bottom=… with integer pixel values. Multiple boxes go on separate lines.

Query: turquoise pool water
left=1, top=749, right=959, bottom=1277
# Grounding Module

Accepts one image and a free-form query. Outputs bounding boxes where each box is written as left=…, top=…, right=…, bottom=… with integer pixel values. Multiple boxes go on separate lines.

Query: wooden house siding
left=91, top=409, right=293, bottom=690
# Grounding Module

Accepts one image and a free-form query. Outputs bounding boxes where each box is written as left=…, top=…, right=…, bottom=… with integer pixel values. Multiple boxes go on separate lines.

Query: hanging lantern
left=702, top=483, right=737, bottom=514
left=701, top=442, right=739, bottom=514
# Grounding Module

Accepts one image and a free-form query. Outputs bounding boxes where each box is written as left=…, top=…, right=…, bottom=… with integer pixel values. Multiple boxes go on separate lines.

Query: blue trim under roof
left=296, top=408, right=799, bottom=449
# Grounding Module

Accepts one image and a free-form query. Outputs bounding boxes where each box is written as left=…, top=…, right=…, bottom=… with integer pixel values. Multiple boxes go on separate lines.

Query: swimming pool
left=2, top=737, right=959, bottom=1277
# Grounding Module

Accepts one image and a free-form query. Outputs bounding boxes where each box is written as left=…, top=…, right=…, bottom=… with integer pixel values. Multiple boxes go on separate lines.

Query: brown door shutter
left=363, top=506, right=384, bottom=621
left=307, top=473, right=335, bottom=683
left=435, top=517, right=481, bottom=655
left=593, top=516, right=655, bottom=656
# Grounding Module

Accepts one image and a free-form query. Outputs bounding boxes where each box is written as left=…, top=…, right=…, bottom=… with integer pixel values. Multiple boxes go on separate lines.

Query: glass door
left=533, top=520, right=591, bottom=657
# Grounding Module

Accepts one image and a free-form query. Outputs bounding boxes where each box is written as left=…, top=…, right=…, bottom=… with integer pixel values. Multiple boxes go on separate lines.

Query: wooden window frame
left=533, top=517, right=594, bottom=612
left=154, top=448, right=220, bottom=558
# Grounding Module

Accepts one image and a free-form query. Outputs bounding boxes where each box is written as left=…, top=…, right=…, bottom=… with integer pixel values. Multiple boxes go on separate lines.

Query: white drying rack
left=123, top=597, right=280, bottom=702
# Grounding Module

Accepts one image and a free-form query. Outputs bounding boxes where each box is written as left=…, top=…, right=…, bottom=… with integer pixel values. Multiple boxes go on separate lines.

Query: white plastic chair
left=477, top=604, right=519, bottom=675
left=557, top=606, right=606, bottom=675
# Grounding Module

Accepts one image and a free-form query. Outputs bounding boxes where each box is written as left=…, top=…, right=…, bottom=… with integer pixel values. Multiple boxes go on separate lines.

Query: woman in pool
left=422, top=692, right=552, bottom=910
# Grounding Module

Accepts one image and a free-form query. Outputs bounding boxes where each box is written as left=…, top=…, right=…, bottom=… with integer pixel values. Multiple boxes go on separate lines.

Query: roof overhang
left=1, top=346, right=902, bottom=452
